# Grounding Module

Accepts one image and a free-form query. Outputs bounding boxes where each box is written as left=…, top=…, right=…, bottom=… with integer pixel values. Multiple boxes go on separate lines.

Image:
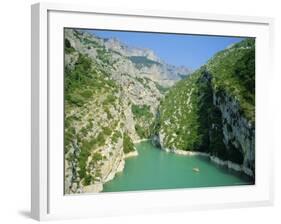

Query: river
left=102, top=140, right=253, bottom=192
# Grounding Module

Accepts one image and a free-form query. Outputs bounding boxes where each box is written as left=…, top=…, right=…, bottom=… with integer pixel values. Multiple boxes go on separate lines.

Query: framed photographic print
left=31, top=2, right=274, bottom=221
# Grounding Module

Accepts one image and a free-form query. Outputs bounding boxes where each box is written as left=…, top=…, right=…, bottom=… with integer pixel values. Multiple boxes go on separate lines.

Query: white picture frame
left=31, top=2, right=274, bottom=221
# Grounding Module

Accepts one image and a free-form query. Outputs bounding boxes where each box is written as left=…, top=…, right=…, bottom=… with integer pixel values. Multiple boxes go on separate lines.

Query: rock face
left=156, top=38, right=255, bottom=177
left=213, top=91, right=255, bottom=175
left=64, top=29, right=191, bottom=194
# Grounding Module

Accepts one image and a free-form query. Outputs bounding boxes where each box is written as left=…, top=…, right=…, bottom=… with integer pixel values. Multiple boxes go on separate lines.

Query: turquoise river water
left=103, top=140, right=253, bottom=192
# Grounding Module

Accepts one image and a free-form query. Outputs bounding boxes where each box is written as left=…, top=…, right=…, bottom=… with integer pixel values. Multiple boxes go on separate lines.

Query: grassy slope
left=207, top=38, right=255, bottom=122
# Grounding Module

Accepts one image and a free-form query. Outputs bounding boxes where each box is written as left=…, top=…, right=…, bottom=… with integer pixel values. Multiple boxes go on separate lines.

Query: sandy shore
left=124, top=150, right=139, bottom=159
left=133, top=138, right=150, bottom=144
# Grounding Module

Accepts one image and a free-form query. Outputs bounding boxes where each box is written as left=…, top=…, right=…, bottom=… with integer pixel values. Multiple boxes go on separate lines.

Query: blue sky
left=86, top=29, right=244, bottom=70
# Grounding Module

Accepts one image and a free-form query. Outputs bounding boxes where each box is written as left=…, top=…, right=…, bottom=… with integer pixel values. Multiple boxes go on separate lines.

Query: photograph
left=64, top=28, right=255, bottom=194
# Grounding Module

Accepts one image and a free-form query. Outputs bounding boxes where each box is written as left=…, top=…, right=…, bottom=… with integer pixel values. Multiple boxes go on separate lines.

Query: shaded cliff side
left=156, top=38, right=255, bottom=177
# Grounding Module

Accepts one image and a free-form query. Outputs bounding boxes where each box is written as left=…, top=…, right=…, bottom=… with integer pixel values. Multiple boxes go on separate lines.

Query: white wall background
left=0, top=0, right=279, bottom=223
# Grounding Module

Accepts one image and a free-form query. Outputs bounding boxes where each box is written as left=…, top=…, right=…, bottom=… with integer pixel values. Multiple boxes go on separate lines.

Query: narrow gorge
left=64, top=29, right=255, bottom=194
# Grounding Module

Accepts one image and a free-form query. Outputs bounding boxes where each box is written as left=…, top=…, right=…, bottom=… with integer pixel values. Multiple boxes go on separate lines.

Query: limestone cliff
left=64, top=29, right=191, bottom=194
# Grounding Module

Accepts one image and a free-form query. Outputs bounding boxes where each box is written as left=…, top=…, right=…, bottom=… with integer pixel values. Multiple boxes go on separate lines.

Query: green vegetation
left=82, top=37, right=99, bottom=47
left=96, top=132, right=106, bottom=146
left=158, top=70, right=203, bottom=150
left=103, top=94, right=117, bottom=105
left=112, top=131, right=122, bottom=143
left=65, top=53, right=92, bottom=95
left=158, top=38, right=255, bottom=165
left=83, top=175, right=92, bottom=186
left=129, top=56, right=161, bottom=69
left=134, top=124, right=147, bottom=139
left=207, top=38, right=255, bottom=122
left=78, top=138, right=96, bottom=180
left=92, top=152, right=103, bottom=162
left=81, top=151, right=102, bottom=186
left=65, top=38, right=75, bottom=54
left=80, top=90, right=93, bottom=99
left=123, top=133, right=135, bottom=154
left=131, top=104, right=155, bottom=138
left=102, top=126, right=112, bottom=136
left=64, top=36, right=120, bottom=186
left=131, top=104, right=152, bottom=119
left=76, top=132, right=107, bottom=184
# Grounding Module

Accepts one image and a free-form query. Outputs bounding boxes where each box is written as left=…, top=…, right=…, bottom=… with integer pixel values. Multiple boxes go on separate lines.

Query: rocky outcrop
left=213, top=90, right=255, bottom=176
left=64, top=28, right=191, bottom=194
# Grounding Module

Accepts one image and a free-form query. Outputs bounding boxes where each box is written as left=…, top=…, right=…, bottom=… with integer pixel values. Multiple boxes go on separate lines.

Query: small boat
left=192, top=167, right=200, bottom=172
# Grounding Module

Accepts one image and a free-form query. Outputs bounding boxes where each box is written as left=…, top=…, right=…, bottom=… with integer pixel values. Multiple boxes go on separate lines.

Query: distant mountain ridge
left=76, top=29, right=192, bottom=86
